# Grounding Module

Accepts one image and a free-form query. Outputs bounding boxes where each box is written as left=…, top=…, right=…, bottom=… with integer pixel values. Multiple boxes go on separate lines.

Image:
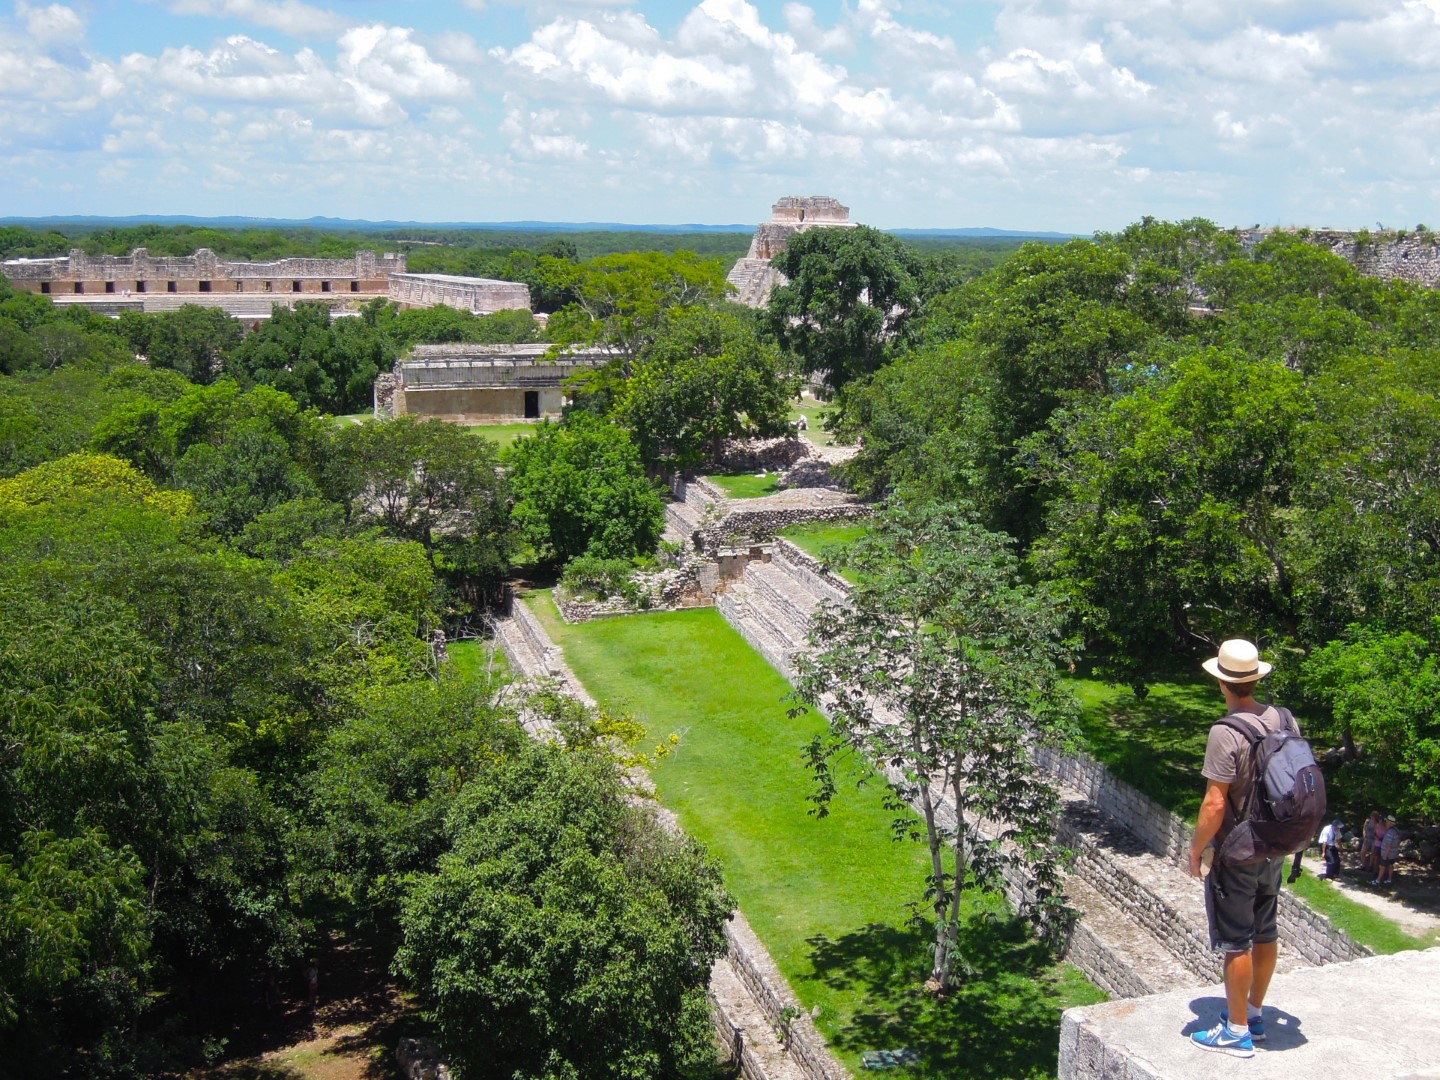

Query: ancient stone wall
left=1, top=247, right=403, bottom=295
left=1240, top=227, right=1440, bottom=288
left=696, top=504, right=871, bottom=556
left=388, top=345, right=607, bottom=422
left=386, top=272, right=531, bottom=313
left=372, top=373, right=397, bottom=419
left=553, top=563, right=706, bottom=623
left=719, top=913, right=848, bottom=1080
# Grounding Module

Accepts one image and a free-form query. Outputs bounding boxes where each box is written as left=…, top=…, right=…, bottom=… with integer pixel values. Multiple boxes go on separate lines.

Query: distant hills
left=0, top=214, right=1077, bottom=240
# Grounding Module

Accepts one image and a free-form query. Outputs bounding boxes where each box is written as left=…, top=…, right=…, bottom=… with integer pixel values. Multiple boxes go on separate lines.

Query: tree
left=546, top=250, right=731, bottom=360
left=174, top=418, right=320, bottom=536
left=305, top=674, right=524, bottom=920
left=127, top=305, right=243, bottom=384
left=767, top=224, right=921, bottom=393
left=612, top=306, right=797, bottom=469
left=332, top=416, right=513, bottom=584
left=1299, top=626, right=1440, bottom=818
left=792, top=501, right=1075, bottom=992
left=225, top=302, right=392, bottom=413
left=1028, top=348, right=1307, bottom=690
left=394, top=740, right=731, bottom=1080
left=1282, top=352, right=1440, bottom=646
left=505, top=414, right=665, bottom=567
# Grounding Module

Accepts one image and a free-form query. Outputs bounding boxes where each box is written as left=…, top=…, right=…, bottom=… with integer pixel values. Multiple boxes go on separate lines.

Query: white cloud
left=18, top=2, right=86, bottom=47
left=781, top=3, right=853, bottom=53
left=169, top=0, right=351, bottom=39
left=500, top=95, right=591, bottom=160
left=338, top=25, right=470, bottom=100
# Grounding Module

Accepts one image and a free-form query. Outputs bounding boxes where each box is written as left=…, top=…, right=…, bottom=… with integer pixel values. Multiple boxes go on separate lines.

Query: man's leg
left=1249, top=940, right=1277, bottom=1009
left=1224, top=949, right=1253, bottom=1025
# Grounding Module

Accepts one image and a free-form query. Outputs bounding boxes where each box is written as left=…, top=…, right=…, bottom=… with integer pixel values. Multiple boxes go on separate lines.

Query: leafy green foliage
left=119, top=305, right=243, bottom=384
left=226, top=302, right=391, bottom=413
left=547, top=250, right=732, bottom=360
left=612, top=305, right=798, bottom=469
left=793, top=501, right=1077, bottom=989
left=1029, top=348, right=1307, bottom=689
left=506, top=414, right=665, bottom=567
left=768, top=225, right=921, bottom=393
left=395, top=740, right=731, bottom=1080
left=1299, top=627, right=1440, bottom=818
left=332, top=415, right=514, bottom=584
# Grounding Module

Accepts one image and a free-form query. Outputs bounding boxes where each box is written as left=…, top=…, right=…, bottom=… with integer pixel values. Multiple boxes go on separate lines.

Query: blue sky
left=2, top=0, right=1438, bottom=232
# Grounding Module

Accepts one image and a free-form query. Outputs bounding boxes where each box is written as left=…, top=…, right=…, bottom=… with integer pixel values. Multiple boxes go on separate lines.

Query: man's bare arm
left=1188, top=779, right=1229, bottom=878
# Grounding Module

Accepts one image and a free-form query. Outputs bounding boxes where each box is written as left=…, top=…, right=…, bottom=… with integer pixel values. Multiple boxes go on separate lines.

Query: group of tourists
left=1307, top=809, right=1402, bottom=884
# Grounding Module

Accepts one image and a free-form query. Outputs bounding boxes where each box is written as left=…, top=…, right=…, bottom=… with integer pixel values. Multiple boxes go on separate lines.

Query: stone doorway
left=523, top=390, right=540, bottom=419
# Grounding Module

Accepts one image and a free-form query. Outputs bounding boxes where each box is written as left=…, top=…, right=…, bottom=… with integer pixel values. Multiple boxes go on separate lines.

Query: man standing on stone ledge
left=1186, top=639, right=1293, bottom=1059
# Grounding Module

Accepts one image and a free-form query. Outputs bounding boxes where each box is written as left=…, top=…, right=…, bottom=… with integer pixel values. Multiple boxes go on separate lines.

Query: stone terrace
left=717, top=539, right=1367, bottom=1002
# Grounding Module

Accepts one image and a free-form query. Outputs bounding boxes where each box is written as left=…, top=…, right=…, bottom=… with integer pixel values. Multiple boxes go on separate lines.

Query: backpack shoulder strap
left=1216, top=713, right=1264, bottom=743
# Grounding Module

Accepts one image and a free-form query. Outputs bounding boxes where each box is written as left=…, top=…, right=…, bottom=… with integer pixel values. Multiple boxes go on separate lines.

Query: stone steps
left=715, top=550, right=1314, bottom=1000
left=716, top=589, right=797, bottom=679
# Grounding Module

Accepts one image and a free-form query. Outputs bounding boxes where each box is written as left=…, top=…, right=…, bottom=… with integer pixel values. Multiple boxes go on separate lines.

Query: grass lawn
left=1072, top=674, right=1436, bottom=955
left=790, top=400, right=837, bottom=447
left=466, top=421, right=542, bottom=448
left=447, top=637, right=510, bottom=684
left=331, top=412, right=373, bottom=426
left=777, top=522, right=868, bottom=586
left=778, top=521, right=869, bottom=561
left=526, top=592, right=1105, bottom=1078
left=705, top=471, right=784, bottom=499
left=1070, top=676, right=1218, bottom=820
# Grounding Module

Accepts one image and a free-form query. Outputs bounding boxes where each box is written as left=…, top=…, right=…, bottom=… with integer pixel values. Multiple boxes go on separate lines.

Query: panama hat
left=1201, top=639, right=1272, bottom=682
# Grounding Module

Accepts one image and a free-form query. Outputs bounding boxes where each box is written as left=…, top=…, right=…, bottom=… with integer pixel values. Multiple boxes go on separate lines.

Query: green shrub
left=559, top=554, right=640, bottom=601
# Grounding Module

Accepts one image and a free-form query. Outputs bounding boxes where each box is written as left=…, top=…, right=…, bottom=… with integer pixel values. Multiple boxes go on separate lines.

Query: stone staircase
left=716, top=542, right=1349, bottom=1000
left=725, top=258, right=781, bottom=308
left=664, top=477, right=722, bottom=546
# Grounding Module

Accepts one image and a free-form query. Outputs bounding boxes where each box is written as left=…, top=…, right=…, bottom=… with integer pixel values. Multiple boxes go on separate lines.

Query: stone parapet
left=697, top=503, right=871, bottom=556
left=387, top=272, right=531, bottom=313
left=1059, top=947, right=1440, bottom=1080
left=2, top=247, right=402, bottom=294
left=721, top=913, right=848, bottom=1080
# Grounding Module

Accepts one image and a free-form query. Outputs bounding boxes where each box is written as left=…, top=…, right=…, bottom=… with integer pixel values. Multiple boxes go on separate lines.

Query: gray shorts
left=1205, top=857, right=1282, bottom=953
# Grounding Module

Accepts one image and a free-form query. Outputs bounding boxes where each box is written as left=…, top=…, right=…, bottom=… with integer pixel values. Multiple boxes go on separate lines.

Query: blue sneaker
left=1220, top=1009, right=1267, bottom=1042
left=1191, top=1020, right=1255, bottom=1058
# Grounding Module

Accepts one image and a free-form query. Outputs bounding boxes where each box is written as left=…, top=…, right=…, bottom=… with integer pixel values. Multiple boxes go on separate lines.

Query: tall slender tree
left=792, top=501, right=1076, bottom=991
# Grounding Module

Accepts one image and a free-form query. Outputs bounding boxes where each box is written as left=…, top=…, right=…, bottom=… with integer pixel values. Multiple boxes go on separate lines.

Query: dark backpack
left=1215, top=707, right=1327, bottom=865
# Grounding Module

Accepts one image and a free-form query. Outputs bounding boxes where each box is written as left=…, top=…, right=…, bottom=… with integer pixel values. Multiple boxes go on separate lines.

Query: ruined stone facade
left=382, top=343, right=609, bottom=423
left=1, top=247, right=404, bottom=297
left=1242, top=227, right=1440, bottom=288
left=386, top=272, right=531, bottom=314
left=726, top=196, right=859, bottom=308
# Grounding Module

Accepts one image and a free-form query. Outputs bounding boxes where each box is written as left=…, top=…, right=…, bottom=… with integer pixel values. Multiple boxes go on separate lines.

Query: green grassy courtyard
left=524, top=594, right=1104, bottom=1078
left=705, top=470, right=785, bottom=499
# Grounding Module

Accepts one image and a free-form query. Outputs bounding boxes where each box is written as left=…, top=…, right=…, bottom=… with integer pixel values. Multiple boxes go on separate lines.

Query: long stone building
left=726, top=195, right=858, bottom=307
left=375, top=343, right=609, bottom=424
left=1, top=246, right=404, bottom=298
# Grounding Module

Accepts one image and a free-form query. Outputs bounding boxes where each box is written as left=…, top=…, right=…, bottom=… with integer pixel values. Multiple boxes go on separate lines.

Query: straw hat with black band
left=1201, top=639, right=1273, bottom=683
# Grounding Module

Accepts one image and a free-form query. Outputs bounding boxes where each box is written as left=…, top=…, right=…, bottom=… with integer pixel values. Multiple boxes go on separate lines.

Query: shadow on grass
left=805, top=916, right=1074, bottom=1079
left=1074, top=678, right=1219, bottom=819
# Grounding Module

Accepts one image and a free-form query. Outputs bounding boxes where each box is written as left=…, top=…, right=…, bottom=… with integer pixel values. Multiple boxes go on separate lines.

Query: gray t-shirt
left=1202, top=704, right=1298, bottom=834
